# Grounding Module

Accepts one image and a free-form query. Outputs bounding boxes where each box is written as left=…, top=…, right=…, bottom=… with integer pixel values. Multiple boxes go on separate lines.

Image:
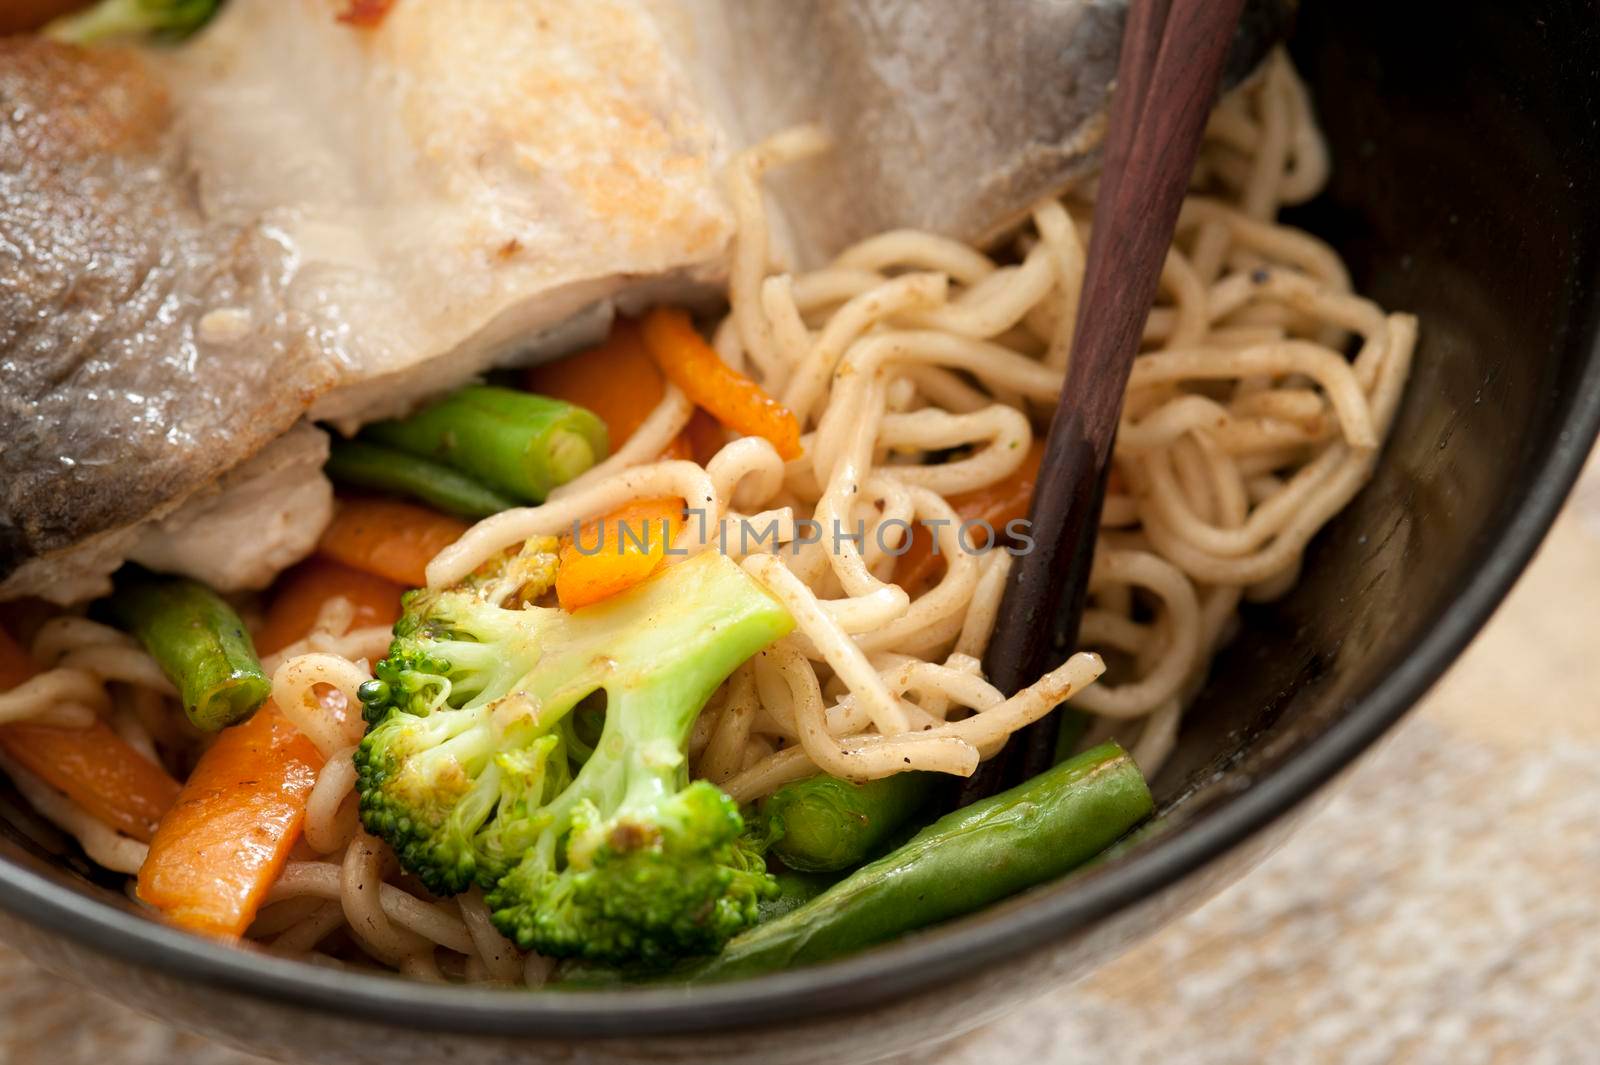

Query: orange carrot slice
left=137, top=701, right=325, bottom=938
left=555, top=497, right=685, bottom=612
left=524, top=320, right=666, bottom=449
left=640, top=307, right=803, bottom=461
left=660, top=432, right=695, bottom=461
left=316, top=496, right=467, bottom=588
left=0, top=625, right=33, bottom=692
left=0, top=720, right=181, bottom=843
left=256, top=557, right=405, bottom=657
left=682, top=407, right=726, bottom=465
left=662, top=409, right=725, bottom=463
left=137, top=550, right=402, bottom=937
left=894, top=439, right=1047, bottom=594
left=0, top=627, right=182, bottom=843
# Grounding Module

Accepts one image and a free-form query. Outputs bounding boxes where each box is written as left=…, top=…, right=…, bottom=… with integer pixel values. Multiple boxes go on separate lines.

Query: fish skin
left=0, top=0, right=740, bottom=594
left=0, top=38, right=331, bottom=584
left=671, top=0, right=1298, bottom=264
left=0, top=1, right=1298, bottom=594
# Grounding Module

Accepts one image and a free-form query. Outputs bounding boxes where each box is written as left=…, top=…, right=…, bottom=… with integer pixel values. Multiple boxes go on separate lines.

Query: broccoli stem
left=325, top=437, right=519, bottom=519
left=689, top=741, right=1153, bottom=982
left=762, top=772, right=935, bottom=873
left=105, top=569, right=270, bottom=731
left=477, top=553, right=796, bottom=960
left=363, top=386, right=609, bottom=504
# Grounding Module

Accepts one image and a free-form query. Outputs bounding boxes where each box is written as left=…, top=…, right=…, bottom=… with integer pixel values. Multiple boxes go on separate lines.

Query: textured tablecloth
left=3, top=450, right=1597, bottom=1065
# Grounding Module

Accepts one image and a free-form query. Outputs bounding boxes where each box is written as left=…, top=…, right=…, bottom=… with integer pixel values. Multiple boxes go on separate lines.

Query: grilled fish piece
left=670, top=0, right=1297, bottom=264
left=1, top=1, right=737, bottom=601
left=1, top=0, right=1292, bottom=603
left=170, top=0, right=735, bottom=429
left=0, top=37, right=327, bottom=600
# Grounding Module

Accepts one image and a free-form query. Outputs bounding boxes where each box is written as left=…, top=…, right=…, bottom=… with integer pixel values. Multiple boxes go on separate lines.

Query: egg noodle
left=3, top=51, right=1414, bottom=983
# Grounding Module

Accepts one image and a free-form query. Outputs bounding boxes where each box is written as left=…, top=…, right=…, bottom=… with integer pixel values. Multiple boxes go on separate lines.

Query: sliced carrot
left=0, top=0, right=91, bottom=35
left=0, top=626, right=182, bottom=843
left=0, top=599, right=54, bottom=656
left=524, top=320, right=666, bottom=450
left=663, top=410, right=725, bottom=464
left=0, top=625, right=32, bottom=691
left=894, top=440, right=1047, bottom=595
left=138, top=552, right=397, bottom=937
left=660, top=432, right=695, bottom=461
left=556, top=497, right=686, bottom=612
left=316, top=496, right=467, bottom=588
left=336, top=0, right=394, bottom=26
left=0, top=720, right=181, bottom=843
left=683, top=407, right=727, bottom=465
left=137, top=701, right=324, bottom=939
left=256, top=557, right=405, bottom=657
left=640, top=307, right=803, bottom=461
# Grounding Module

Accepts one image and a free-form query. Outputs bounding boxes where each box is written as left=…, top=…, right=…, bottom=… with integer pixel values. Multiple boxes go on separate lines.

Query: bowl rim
left=4, top=345, right=1600, bottom=1042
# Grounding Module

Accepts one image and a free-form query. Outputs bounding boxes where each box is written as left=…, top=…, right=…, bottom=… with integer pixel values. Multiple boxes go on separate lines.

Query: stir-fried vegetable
left=316, top=497, right=468, bottom=588
left=253, top=557, right=404, bottom=659
left=761, top=771, right=935, bottom=873
left=1, top=719, right=180, bottom=841
left=355, top=549, right=793, bottom=964
left=677, top=408, right=727, bottom=465
left=525, top=322, right=727, bottom=466
left=135, top=561, right=397, bottom=938
left=0, top=627, right=181, bottom=842
left=325, top=438, right=519, bottom=520
left=689, top=742, right=1152, bottom=981
left=523, top=321, right=667, bottom=450
left=45, top=0, right=220, bottom=43
left=554, top=497, right=685, bottom=612
left=104, top=570, right=269, bottom=732
left=137, top=702, right=325, bottom=938
left=895, top=438, right=1045, bottom=593
left=363, top=386, right=608, bottom=504
left=640, top=308, right=803, bottom=461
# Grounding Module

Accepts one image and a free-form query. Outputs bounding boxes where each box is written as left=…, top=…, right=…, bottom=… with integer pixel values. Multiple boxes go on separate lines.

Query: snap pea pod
left=762, top=771, right=935, bottom=872
left=362, top=385, right=609, bottom=503
left=689, top=741, right=1152, bottom=982
left=105, top=570, right=270, bottom=731
left=325, top=438, right=519, bottom=519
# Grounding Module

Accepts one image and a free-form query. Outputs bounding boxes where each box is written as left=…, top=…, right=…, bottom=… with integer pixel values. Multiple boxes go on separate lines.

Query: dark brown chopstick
left=958, top=0, right=1248, bottom=803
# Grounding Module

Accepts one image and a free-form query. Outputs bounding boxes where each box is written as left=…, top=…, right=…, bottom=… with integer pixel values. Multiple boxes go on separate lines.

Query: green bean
left=689, top=742, right=1152, bottom=982
left=325, top=438, right=518, bottom=519
left=105, top=570, right=270, bottom=731
left=1091, top=814, right=1169, bottom=866
left=362, top=385, right=609, bottom=503
left=762, top=771, right=935, bottom=872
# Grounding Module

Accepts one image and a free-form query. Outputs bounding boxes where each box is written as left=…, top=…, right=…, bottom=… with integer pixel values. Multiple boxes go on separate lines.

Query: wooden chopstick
left=959, top=0, right=1249, bottom=803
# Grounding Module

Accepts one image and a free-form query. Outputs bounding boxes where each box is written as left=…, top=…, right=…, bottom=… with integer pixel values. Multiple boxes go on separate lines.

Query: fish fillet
left=0, top=1, right=736, bottom=600
left=0, top=0, right=1291, bottom=603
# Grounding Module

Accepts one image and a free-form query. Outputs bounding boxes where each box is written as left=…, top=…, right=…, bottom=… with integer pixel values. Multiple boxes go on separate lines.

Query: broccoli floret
left=487, top=730, right=775, bottom=966
left=46, top=0, right=221, bottom=43
left=356, top=549, right=793, bottom=962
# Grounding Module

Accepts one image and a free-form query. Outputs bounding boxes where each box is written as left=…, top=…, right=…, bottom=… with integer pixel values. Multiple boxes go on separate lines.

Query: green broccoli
left=46, top=0, right=221, bottom=43
left=355, top=548, right=794, bottom=965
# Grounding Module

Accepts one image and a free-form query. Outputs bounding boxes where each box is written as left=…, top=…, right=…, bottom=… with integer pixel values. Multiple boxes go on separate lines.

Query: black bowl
left=3, top=2, right=1599, bottom=1062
